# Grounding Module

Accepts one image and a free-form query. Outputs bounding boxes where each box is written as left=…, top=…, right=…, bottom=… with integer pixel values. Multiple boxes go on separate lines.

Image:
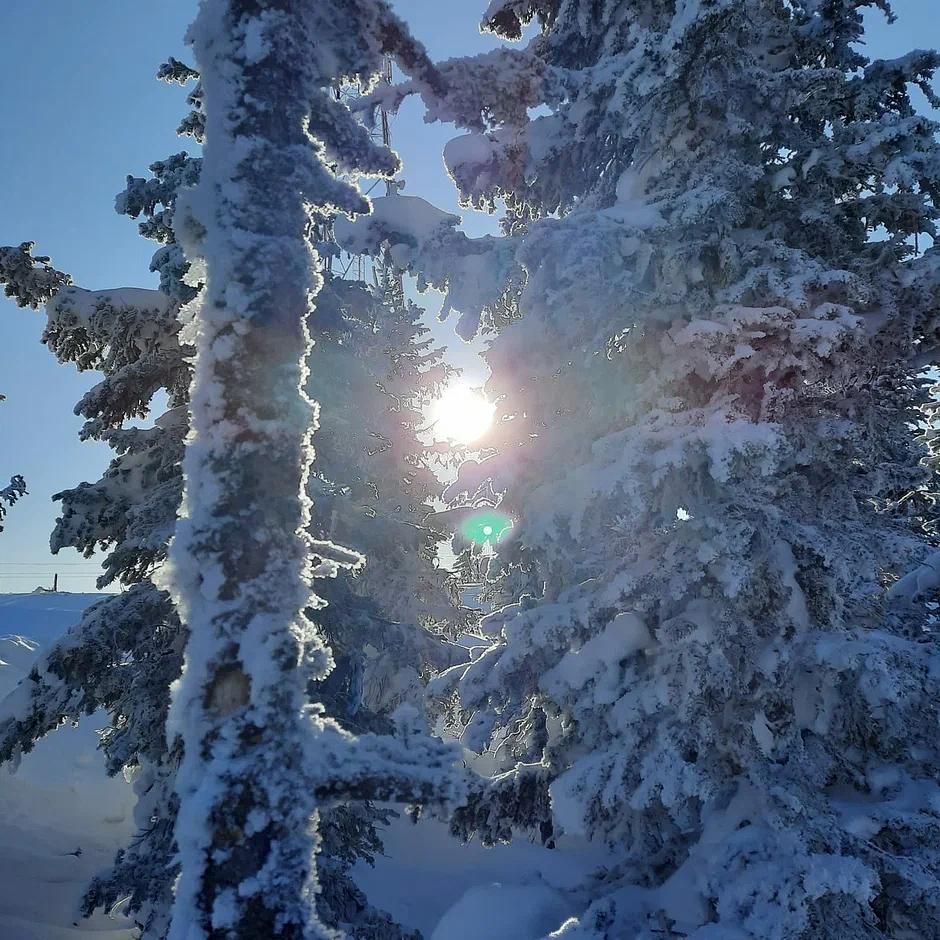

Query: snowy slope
left=0, top=593, right=135, bottom=939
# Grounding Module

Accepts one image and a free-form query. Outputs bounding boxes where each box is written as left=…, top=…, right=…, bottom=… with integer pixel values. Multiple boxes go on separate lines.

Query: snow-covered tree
left=296, top=256, right=468, bottom=940
left=344, top=2, right=940, bottom=936
left=162, top=3, right=461, bottom=937
left=0, top=25, right=462, bottom=940
left=0, top=239, right=191, bottom=935
left=309, top=274, right=465, bottom=720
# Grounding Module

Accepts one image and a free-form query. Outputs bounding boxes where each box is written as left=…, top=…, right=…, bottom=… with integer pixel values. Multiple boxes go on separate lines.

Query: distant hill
left=0, top=593, right=102, bottom=697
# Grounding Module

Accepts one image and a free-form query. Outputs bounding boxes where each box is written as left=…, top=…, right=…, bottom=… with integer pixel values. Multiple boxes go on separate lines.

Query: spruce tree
left=350, top=2, right=940, bottom=936
left=0, top=243, right=191, bottom=937
left=0, top=16, right=462, bottom=940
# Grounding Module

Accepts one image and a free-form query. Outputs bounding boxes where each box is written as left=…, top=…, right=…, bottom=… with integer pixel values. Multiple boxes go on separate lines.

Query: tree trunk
left=165, top=2, right=361, bottom=936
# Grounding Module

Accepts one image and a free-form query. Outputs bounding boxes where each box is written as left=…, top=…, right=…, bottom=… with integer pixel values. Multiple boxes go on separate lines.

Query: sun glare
left=430, top=382, right=495, bottom=445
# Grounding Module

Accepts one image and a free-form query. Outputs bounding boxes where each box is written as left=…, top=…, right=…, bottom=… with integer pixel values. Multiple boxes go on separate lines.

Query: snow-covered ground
left=354, top=813, right=606, bottom=939
left=0, top=593, right=135, bottom=939
left=0, top=592, right=605, bottom=939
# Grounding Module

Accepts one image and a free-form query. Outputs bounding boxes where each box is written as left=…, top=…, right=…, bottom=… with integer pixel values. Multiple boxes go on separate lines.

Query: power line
left=0, top=569, right=102, bottom=573
left=0, top=574, right=103, bottom=580
left=0, top=571, right=103, bottom=576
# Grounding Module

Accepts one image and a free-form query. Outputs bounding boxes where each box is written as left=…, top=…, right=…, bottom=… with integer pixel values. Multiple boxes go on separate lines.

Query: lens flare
left=460, top=510, right=513, bottom=545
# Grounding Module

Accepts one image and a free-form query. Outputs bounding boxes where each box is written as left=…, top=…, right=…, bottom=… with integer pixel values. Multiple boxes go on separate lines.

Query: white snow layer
left=352, top=811, right=608, bottom=938
left=443, top=133, right=497, bottom=182
left=430, top=883, right=571, bottom=940
left=333, top=193, right=460, bottom=258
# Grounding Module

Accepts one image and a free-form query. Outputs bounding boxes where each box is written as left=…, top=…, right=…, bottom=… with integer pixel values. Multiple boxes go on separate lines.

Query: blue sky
left=0, top=1, right=937, bottom=592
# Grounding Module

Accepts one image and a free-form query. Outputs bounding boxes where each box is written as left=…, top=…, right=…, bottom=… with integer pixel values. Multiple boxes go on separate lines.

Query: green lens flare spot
left=460, top=510, right=512, bottom=545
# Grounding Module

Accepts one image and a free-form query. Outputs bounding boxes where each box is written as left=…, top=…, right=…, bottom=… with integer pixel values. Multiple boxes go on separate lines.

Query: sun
left=430, top=382, right=495, bottom=445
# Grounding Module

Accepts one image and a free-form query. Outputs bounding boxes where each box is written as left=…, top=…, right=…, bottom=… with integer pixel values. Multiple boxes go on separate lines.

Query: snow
left=332, top=192, right=513, bottom=339
left=333, top=193, right=460, bottom=257
left=602, top=168, right=664, bottom=229
left=240, top=15, right=268, bottom=64
left=48, top=286, right=173, bottom=324
left=443, top=133, right=496, bottom=182
left=352, top=812, right=608, bottom=938
left=802, top=148, right=822, bottom=177
left=541, top=611, right=653, bottom=705
left=802, top=853, right=878, bottom=903
left=888, top=549, right=940, bottom=602
left=548, top=771, right=591, bottom=839
left=431, top=883, right=571, bottom=940
left=0, top=593, right=135, bottom=939
left=769, top=165, right=796, bottom=191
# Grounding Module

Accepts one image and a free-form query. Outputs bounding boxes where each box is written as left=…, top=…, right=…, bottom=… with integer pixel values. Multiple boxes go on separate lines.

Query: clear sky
left=0, top=1, right=937, bottom=593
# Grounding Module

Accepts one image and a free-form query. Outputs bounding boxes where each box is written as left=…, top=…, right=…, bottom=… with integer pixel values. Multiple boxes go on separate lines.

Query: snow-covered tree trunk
left=165, top=3, right=460, bottom=937
left=166, top=3, right=361, bottom=937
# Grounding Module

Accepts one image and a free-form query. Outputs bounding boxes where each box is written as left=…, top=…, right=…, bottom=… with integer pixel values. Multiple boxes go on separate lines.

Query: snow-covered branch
left=0, top=473, right=26, bottom=534
left=334, top=193, right=518, bottom=338
left=0, top=242, right=71, bottom=309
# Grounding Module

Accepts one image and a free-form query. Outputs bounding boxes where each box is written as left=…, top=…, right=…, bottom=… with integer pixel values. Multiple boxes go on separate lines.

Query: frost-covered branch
left=306, top=706, right=465, bottom=805
left=0, top=473, right=26, bottom=534
left=0, top=242, right=71, bottom=309
left=334, top=193, right=519, bottom=338
left=450, top=761, right=554, bottom=847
